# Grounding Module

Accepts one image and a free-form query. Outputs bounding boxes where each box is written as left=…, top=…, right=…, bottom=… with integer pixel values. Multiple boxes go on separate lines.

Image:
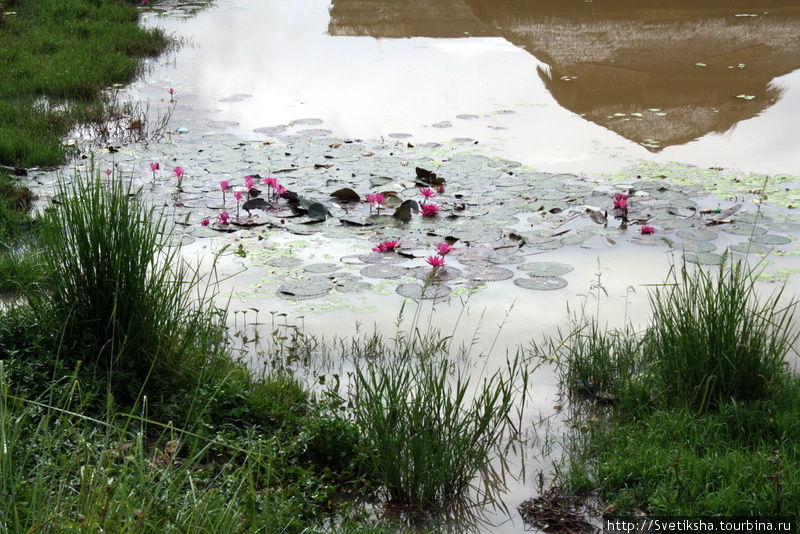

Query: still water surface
left=137, top=0, right=800, bottom=174
left=118, top=1, right=800, bottom=530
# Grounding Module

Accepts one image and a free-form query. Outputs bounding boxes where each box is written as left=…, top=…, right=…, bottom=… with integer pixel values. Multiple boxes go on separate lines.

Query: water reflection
left=329, top=0, right=800, bottom=151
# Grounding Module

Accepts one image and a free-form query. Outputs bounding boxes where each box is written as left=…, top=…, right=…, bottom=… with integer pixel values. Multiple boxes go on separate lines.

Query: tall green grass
left=545, top=259, right=800, bottom=519
left=32, top=169, right=224, bottom=401
left=350, top=329, right=527, bottom=510
left=646, top=262, right=798, bottom=411
left=0, top=0, right=168, bottom=166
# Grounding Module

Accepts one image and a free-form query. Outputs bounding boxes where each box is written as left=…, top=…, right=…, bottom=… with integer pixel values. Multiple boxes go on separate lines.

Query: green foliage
left=33, top=170, right=225, bottom=402
left=550, top=259, right=800, bottom=519
left=350, top=329, right=525, bottom=509
left=0, top=0, right=168, bottom=166
left=646, top=262, right=798, bottom=411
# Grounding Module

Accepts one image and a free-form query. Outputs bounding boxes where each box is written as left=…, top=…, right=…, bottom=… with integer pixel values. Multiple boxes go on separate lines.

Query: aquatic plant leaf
left=396, top=282, right=452, bottom=301
left=303, top=263, right=339, bottom=273
left=676, top=229, right=718, bottom=241
left=683, top=252, right=725, bottom=265
left=360, top=264, right=410, bottom=279
left=464, top=266, right=514, bottom=281
left=242, top=198, right=269, bottom=212
left=306, top=202, right=330, bottom=221
left=330, top=188, right=360, bottom=202
left=668, top=240, right=716, bottom=253
left=393, top=199, right=420, bottom=222
left=518, top=262, right=574, bottom=277
left=513, top=277, right=567, bottom=290
left=277, top=278, right=333, bottom=300
left=750, top=234, right=792, bottom=245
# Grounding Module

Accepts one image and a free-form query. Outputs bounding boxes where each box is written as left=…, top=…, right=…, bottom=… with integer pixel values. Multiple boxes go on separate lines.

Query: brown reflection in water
left=327, top=0, right=493, bottom=38
left=328, top=0, right=800, bottom=151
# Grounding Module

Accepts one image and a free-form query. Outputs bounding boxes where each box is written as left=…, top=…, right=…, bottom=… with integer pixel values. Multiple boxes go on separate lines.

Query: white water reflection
left=133, top=0, right=800, bottom=175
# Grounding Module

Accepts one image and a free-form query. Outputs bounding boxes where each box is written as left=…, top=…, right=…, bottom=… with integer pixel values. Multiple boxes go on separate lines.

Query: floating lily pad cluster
left=28, top=117, right=800, bottom=306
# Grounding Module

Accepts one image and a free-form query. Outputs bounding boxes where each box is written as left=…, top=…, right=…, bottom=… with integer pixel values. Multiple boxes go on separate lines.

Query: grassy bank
left=0, top=0, right=168, bottom=167
left=0, top=169, right=525, bottom=531
left=544, top=262, right=800, bottom=522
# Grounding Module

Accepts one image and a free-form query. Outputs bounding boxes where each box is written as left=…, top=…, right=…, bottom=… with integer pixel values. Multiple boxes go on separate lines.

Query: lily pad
left=330, top=188, right=360, bottom=202
left=360, top=264, right=410, bottom=279
left=266, top=256, right=303, bottom=268
left=675, top=229, right=718, bottom=241
left=464, top=266, right=514, bottom=281
left=513, top=277, right=568, bottom=290
left=668, top=240, right=716, bottom=253
left=396, top=282, right=452, bottom=301
left=683, top=252, right=725, bottom=265
left=357, top=251, right=406, bottom=264
left=303, top=263, right=339, bottom=274
left=719, top=224, right=768, bottom=236
left=411, top=266, right=462, bottom=282
left=518, top=262, right=574, bottom=277
left=488, top=253, right=524, bottom=265
left=750, top=234, right=792, bottom=245
left=277, top=279, right=333, bottom=300
left=729, top=242, right=774, bottom=254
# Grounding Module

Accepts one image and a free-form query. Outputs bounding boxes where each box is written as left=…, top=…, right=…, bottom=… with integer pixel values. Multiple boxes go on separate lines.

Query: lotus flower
left=234, top=190, right=243, bottom=218
left=419, top=187, right=436, bottom=203
left=373, top=240, right=400, bottom=252
left=640, top=225, right=655, bottom=235
left=201, top=218, right=210, bottom=226
left=218, top=212, right=229, bottom=225
left=436, top=242, right=455, bottom=255
left=421, top=203, right=440, bottom=217
left=426, top=255, right=446, bottom=268
left=366, top=193, right=385, bottom=213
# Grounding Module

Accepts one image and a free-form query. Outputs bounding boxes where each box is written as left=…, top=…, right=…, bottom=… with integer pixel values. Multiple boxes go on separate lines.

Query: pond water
left=29, top=0, right=800, bottom=531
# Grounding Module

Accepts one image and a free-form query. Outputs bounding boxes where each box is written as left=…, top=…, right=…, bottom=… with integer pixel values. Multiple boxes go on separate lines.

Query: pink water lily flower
left=201, top=218, right=210, bottom=226
left=220, top=180, right=230, bottom=191
left=419, top=187, right=436, bottom=201
left=436, top=242, right=455, bottom=255
left=168, top=88, right=175, bottom=96
left=149, top=162, right=159, bottom=172
left=640, top=225, right=655, bottom=235
left=104, top=169, right=112, bottom=176
left=234, top=190, right=243, bottom=202
left=373, top=240, right=400, bottom=252
left=613, top=197, right=628, bottom=210
left=262, top=177, right=278, bottom=188
left=366, top=193, right=385, bottom=213
left=274, top=184, right=287, bottom=197
left=421, top=203, right=440, bottom=217
left=427, top=255, right=446, bottom=268
left=244, top=175, right=255, bottom=190
left=367, top=193, right=385, bottom=207
left=437, top=185, right=446, bottom=194
left=218, top=212, right=230, bottom=225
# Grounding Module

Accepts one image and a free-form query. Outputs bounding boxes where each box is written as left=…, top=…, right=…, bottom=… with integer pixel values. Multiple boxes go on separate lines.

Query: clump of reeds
left=350, top=329, right=526, bottom=510
left=33, top=168, right=223, bottom=401
left=645, top=261, right=798, bottom=411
